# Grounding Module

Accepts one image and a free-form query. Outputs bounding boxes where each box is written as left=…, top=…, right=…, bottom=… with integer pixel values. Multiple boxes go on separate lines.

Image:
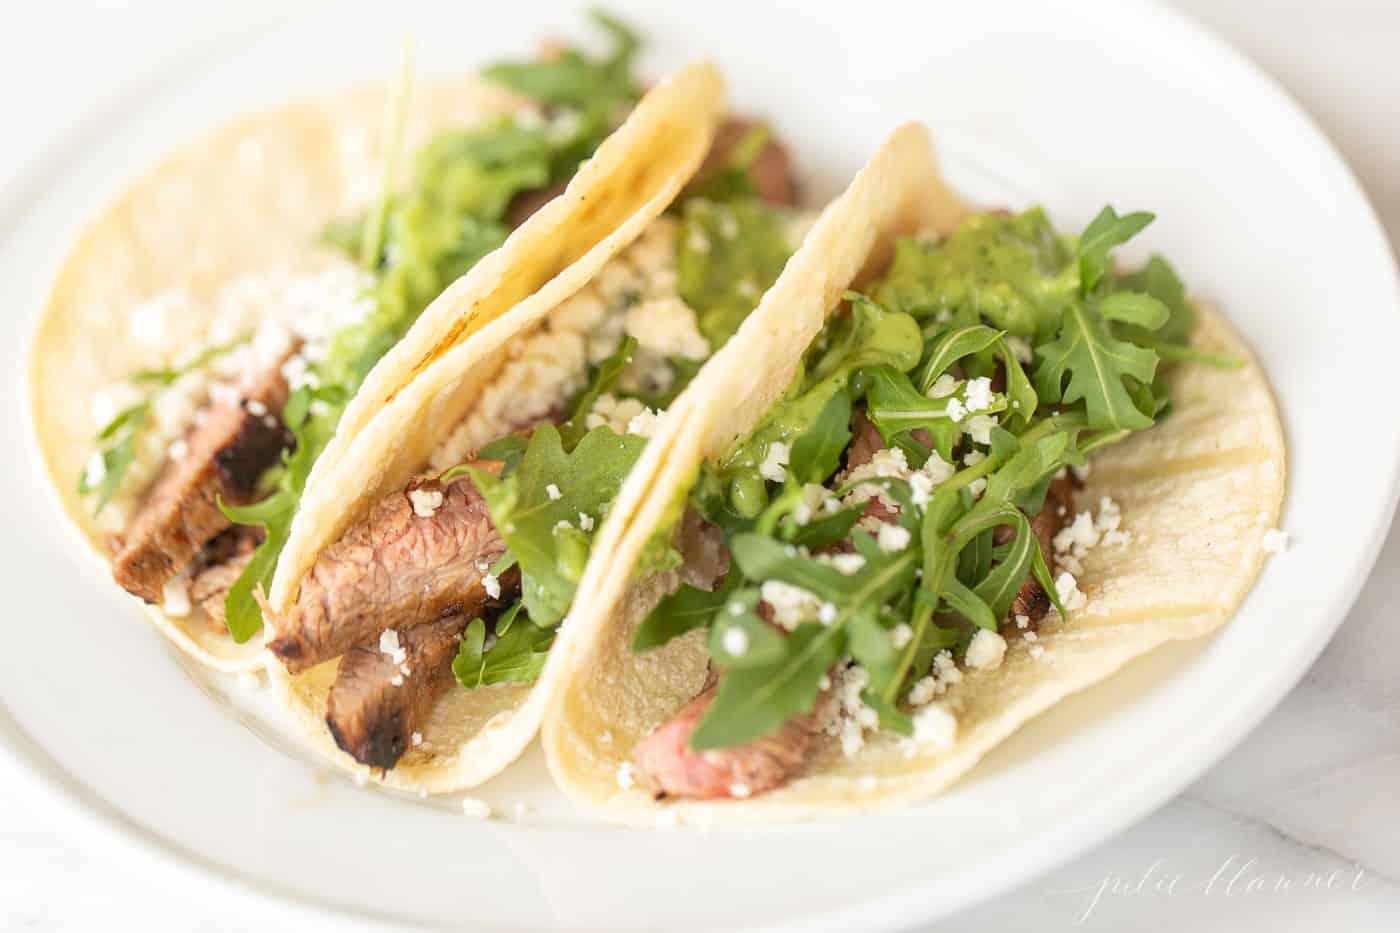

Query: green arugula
left=452, top=605, right=556, bottom=688
left=78, top=336, right=247, bottom=515
left=467, top=425, right=646, bottom=628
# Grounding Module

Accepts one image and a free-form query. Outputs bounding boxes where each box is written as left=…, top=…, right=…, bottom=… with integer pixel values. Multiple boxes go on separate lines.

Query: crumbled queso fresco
left=429, top=217, right=698, bottom=470
left=90, top=261, right=374, bottom=534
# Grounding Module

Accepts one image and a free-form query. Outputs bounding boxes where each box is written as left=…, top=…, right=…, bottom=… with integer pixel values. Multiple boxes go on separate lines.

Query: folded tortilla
left=541, top=123, right=1287, bottom=825
left=264, top=61, right=727, bottom=792
left=28, top=76, right=545, bottom=670
left=30, top=62, right=725, bottom=678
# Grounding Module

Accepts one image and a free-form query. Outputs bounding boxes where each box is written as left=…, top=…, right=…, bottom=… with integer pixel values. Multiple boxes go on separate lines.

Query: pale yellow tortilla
left=28, top=76, right=536, bottom=671
left=541, top=125, right=1287, bottom=825
left=265, top=62, right=727, bottom=792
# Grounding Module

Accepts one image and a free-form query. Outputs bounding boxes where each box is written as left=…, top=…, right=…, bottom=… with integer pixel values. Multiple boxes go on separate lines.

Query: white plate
left=4, top=1, right=1398, bottom=929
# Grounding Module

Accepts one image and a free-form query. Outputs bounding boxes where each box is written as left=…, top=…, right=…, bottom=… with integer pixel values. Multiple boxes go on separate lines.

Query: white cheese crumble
left=83, top=452, right=107, bottom=489
left=545, top=483, right=562, bottom=501
left=615, top=761, right=636, bottom=790
left=759, top=580, right=823, bottom=630
left=928, top=374, right=958, bottom=399
left=624, top=296, right=710, bottom=360
left=759, top=441, right=791, bottom=483
left=1054, top=571, right=1088, bottom=612
left=167, top=438, right=189, bottom=462
left=578, top=512, right=595, bottom=532
left=1007, top=335, right=1034, bottom=363
left=379, top=629, right=407, bottom=665
left=793, top=483, right=840, bottom=525
left=965, top=413, right=998, bottom=445
left=1053, top=495, right=1129, bottom=575
left=408, top=488, right=444, bottom=518
left=721, top=626, right=750, bottom=657
left=460, top=798, right=493, bottom=819
left=877, top=523, right=912, bottom=553
left=625, top=406, right=663, bottom=438
left=816, top=552, right=866, bottom=575
left=912, top=703, right=959, bottom=750
left=161, top=578, right=191, bottom=618
left=965, top=629, right=1007, bottom=671
left=824, top=666, right=877, bottom=758
left=818, top=602, right=839, bottom=625
left=1262, top=528, right=1291, bottom=554
left=482, top=573, right=501, bottom=600
left=945, top=397, right=968, bottom=423
left=1028, top=644, right=1046, bottom=660
left=964, top=376, right=995, bottom=413
left=586, top=393, right=649, bottom=434
left=729, top=782, right=752, bottom=799
left=411, top=731, right=423, bottom=747
left=245, top=399, right=267, bottom=417
left=891, top=624, right=913, bottom=649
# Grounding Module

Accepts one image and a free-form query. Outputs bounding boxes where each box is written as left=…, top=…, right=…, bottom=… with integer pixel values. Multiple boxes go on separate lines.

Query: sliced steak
left=189, top=545, right=256, bottom=633
left=325, top=614, right=468, bottom=770
left=633, top=679, right=828, bottom=800
left=265, top=468, right=508, bottom=674
left=111, top=350, right=295, bottom=603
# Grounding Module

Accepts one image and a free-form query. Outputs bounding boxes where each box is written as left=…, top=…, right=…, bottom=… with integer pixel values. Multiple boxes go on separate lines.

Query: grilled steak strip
left=326, top=561, right=522, bottom=770
left=265, top=468, right=508, bottom=674
left=326, top=614, right=468, bottom=770
left=634, top=677, right=830, bottom=800
left=189, top=546, right=256, bottom=633
left=694, top=118, right=800, bottom=207
left=111, top=348, right=296, bottom=603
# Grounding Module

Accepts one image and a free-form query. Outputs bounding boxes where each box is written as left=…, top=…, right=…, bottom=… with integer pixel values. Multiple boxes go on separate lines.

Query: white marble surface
left=2, top=1, right=1397, bottom=930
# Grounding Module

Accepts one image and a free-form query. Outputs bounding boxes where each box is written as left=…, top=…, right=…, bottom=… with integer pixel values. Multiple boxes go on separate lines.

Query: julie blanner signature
left=1050, top=856, right=1372, bottom=923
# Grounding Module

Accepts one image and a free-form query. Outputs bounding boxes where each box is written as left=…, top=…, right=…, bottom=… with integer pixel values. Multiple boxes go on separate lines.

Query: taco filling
left=78, top=15, right=651, bottom=646
left=622, top=205, right=1215, bottom=800
left=262, top=121, right=812, bottom=771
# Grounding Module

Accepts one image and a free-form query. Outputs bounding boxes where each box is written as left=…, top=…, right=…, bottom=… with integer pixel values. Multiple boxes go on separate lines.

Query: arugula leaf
left=558, top=336, right=636, bottom=449
left=469, top=425, right=646, bottom=627
left=632, top=574, right=738, bottom=651
left=129, top=336, right=245, bottom=386
left=1078, top=206, right=1154, bottom=294
left=1098, top=291, right=1170, bottom=330
left=1116, top=254, right=1193, bottom=344
left=1034, top=302, right=1159, bottom=431
left=78, top=401, right=150, bottom=514
left=690, top=622, right=842, bottom=750
left=79, top=337, right=248, bottom=515
left=480, top=10, right=639, bottom=111
left=787, top=386, right=851, bottom=485
left=453, top=608, right=555, bottom=688
left=707, top=590, right=786, bottom=669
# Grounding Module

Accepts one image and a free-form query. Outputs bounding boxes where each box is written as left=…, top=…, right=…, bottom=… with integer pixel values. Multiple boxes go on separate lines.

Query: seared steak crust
left=326, top=614, right=468, bottom=770
left=266, top=470, right=507, bottom=674
left=111, top=354, right=294, bottom=603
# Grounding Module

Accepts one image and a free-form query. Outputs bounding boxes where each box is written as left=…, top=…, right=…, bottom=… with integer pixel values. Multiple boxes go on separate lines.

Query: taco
left=542, top=123, right=1286, bottom=824
left=30, top=14, right=733, bottom=672
left=249, top=75, right=819, bottom=787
